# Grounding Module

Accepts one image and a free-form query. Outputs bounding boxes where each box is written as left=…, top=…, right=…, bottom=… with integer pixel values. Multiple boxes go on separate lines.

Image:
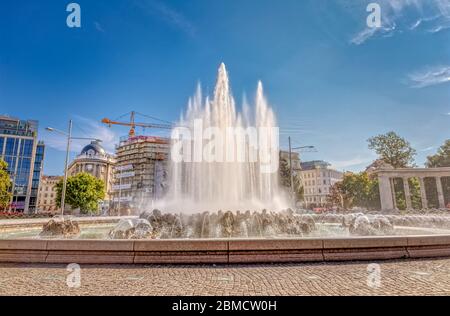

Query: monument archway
left=374, top=167, right=450, bottom=211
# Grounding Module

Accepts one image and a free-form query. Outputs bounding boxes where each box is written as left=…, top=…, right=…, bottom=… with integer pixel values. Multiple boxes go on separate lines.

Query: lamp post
left=46, top=120, right=101, bottom=217
left=287, top=139, right=316, bottom=204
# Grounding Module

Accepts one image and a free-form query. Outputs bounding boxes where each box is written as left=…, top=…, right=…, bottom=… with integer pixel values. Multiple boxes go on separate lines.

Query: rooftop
left=300, top=160, right=331, bottom=170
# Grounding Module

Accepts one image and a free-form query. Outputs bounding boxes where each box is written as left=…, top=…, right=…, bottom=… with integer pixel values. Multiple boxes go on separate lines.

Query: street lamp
left=46, top=120, right=101, bottom=217
left=287, top=137, right=316, bottom=204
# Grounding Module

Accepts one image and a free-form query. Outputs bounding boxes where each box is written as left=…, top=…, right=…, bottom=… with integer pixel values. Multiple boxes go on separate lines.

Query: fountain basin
left=1, top=213, right=450, bottom=264
left=0, top=235, right=449, bottom=264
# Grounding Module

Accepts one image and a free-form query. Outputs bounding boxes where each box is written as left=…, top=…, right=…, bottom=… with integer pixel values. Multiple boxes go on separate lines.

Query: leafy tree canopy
left=368, top=131, right=416, bottom=168
left=56, top=172, right=105, bottom=214
left=426, top=139, right=450, bottom=168
left=327, top=172, right=380, bottom=210
left=0, top=159, right=12, bottom=209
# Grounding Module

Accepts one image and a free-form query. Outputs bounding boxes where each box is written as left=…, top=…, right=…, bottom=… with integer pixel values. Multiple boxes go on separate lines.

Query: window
left=5, top=138, right=18, bottom=156
left=0, top=137, right=4, bottom=155
left=21, top=140, right=33, bottom=158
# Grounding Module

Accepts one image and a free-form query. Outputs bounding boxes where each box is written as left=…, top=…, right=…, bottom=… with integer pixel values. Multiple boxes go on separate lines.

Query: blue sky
left=1, top=0, right=449, bottom=175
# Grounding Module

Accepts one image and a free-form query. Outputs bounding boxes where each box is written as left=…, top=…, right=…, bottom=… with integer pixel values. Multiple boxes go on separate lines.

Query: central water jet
left=160, top=63, right=288, bottom=213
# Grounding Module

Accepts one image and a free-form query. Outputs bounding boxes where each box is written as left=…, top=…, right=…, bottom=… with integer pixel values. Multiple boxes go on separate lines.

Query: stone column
left=403, top=177, right=412, bottom=210
left=390, top=178, right=398, bottom=210
left=436, top=177, right=446, bottom=209
left=379, top=176, right=394, bottom=211
left=419, top=177, right=428, bottom=209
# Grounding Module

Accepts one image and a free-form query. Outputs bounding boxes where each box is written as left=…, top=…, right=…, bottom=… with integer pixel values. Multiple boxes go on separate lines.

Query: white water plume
left=158, top=63, right=289, bottom=213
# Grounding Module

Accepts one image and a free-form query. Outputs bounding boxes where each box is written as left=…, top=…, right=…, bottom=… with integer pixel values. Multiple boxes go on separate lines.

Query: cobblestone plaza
left=1, top=258, right=449, bottom=296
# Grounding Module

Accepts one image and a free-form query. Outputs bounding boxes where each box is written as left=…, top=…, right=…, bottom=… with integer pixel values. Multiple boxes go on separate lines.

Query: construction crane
left=101, top=111, right=173, bottom=138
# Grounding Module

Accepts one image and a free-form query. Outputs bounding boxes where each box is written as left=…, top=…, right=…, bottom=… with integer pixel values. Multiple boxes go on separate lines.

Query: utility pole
left=118, top=167, right=122, bottom=214
left=61, top=120, right=73, bottom=216
left=288, top=137, right=294, bottom=197
left=46, top=120, right=100, bottom=217
left=288, top=140, right=316, bottom=206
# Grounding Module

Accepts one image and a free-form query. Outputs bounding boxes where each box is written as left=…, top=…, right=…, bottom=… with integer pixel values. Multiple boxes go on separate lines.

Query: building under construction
left=102, top=112, right=172, bottom=214
left=110, top=135, right=170, bottom=214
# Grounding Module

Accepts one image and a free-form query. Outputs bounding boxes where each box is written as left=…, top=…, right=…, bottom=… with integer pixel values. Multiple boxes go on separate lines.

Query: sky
left=0, top=0, right=449, bottom=175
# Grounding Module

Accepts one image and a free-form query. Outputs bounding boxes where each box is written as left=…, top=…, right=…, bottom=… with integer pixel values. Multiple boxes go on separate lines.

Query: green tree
left=327, top=172, right=380, bottom=210
left=408, top=178, right=422, bottom=210
left=327, top=182, right=349, bottom=209
left=56, top=173, right=105, bottom=214
left=0, top=159, right=12, bottom=209
left=426, top=139, right=450, bottom=167
left=368, top=131, right=416, bottom=168
left=279, top=157, right=304, bottom=203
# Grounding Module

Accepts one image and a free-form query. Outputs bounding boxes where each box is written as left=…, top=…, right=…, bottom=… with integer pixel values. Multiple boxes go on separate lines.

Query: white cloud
left=329, top=156, right=375, bottom=171
left=407, top=65, right=450, bottom=88
left=135, top=0, right=196, bottom=37
left=44, top=116, right=119, bottom=155
left=419, top=146, right=435, bottom=152
left=94, top=21, right=105, bottom=33
left=349, top=0, right=450, bottom=45
left=410, top=19, right=422, bottom=30
left=350, top=27, right=379, bottom=45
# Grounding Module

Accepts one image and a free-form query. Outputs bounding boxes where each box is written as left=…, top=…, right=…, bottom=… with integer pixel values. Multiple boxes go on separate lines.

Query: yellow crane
left=101, top=111, right=172, bottom=138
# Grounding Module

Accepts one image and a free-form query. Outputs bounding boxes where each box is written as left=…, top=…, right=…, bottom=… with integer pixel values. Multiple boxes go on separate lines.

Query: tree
left=56, top=173, right=105, bottom=214
left=327, top=172, right=380, bottom=210
left=368, top=131, right=416, bottom=168
left=328, top=182, right=349, bottom=209
left=426, top=139, right=450, bottom=167
left=279, top=157, right=304, bottom=204
left=0, top=159, right=12, bottom=209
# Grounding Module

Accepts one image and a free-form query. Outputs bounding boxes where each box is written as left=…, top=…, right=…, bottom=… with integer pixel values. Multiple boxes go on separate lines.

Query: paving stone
left=0, top=258, right=449, bottom=296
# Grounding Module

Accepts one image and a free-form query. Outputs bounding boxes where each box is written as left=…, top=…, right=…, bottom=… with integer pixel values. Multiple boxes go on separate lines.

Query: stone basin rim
left=1, top=233, right=450, bottom=242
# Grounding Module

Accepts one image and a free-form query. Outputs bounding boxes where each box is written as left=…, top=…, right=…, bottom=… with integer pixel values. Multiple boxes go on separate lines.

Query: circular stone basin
left=1, top=214, right=450, bottom=265
left=0, top=222, right=449, bottom=240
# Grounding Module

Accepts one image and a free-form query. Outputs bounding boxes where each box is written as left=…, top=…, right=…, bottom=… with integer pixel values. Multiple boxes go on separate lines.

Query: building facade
left=111, top=136, right=170, bottom=214
left=37, top=176, right=62, bottom=213
left=0, top=116, right=45, bottom=212
left=67, top=140, right=116, bottom=201
left=299, top=160, right=343, bottom=207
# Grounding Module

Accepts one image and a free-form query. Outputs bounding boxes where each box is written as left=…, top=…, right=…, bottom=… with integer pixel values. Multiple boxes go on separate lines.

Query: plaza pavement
left=0, top=258, right=449, bottom=296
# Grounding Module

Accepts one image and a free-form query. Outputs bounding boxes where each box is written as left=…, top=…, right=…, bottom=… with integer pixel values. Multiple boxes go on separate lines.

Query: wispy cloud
left=407, top=65, right=450, bottom=88
left=135, top=0, right=196, bottom=37
left=44, top=117, right=118, bottom=154
left=349, top=0, right=450, bottom=45
left=94, top=21, right=105, bottom=33
left=350, top=25, right=396, bottom=45
left=329, top=155, right=375, bottom=171
left=419, top=146, right=435, bottom=152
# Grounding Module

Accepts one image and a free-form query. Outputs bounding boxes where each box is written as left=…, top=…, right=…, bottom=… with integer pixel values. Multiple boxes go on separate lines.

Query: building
left=111, top=135, right=170, bottom=213
left=0, top=115, right=45, bottom=212
left=299, top=160, right=343, bottom=207
left=67, top=140, right=116, bottom=201
left=37, top=176, right=62, bottom=213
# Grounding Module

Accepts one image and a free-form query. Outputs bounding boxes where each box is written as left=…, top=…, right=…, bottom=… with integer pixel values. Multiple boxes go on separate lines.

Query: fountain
left=1, top=64, right=449, bottom=264
left=161, top=63, right=287, bottom=213
left=103, top=63, right=450, bottom=241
